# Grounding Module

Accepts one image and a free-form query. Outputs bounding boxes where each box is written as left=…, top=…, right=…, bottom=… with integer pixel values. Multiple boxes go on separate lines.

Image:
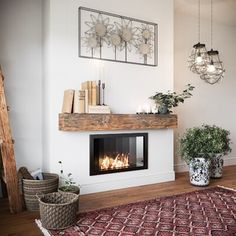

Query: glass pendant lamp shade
left=200, top=0, right=225, bottom=84
left=188, top=0, right=209, bottom=75
left=188, top=42, right=209, bottom=74
left=200, top=49, right=225, bottom=84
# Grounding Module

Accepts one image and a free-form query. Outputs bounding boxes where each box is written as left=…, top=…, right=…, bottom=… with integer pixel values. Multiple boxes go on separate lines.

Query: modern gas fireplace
left=90, top=133, right=148, bottom=175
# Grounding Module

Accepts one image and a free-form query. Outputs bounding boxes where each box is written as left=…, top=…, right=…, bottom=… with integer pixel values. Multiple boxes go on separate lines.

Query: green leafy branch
left=149, top=84, right=195, bottom=113
left=58, top=161, right=76, bottom=188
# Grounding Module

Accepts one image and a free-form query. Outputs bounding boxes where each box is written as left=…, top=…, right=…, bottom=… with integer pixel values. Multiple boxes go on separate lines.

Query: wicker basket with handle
left=22, top=173, right=59, bottom=211
left=37, top=192, right=79, bottom=229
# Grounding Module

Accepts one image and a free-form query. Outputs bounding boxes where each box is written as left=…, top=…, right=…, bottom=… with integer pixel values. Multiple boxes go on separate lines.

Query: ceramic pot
left=189, top=157, right=210, bottom=186
left=158, top=105, right=168, bottom=114
left=210, top=154, right=224, bottom=178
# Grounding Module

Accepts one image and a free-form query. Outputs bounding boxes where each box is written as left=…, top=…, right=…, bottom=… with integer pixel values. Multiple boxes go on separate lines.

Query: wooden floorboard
left=0, top=165, right=236, bottom=236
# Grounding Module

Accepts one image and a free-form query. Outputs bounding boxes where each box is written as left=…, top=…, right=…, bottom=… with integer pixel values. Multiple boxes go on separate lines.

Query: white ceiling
left=175, top=0, right=236, bottom=27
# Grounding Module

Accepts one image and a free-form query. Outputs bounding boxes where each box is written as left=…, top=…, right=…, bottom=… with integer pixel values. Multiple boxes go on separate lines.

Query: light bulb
left=195, top=56, right=203, bottom=64
left=207, top=64, right=216, bottom=73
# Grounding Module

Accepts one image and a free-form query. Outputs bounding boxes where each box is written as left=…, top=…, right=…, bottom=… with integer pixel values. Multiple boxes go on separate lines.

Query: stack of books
left=61, top=81, right=110, bottom=114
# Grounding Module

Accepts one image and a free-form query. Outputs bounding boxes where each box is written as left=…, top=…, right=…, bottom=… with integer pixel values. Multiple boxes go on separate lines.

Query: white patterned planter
left=210, top=154, right=224, bottom=178
left=189, top=157, right=210, bottom=186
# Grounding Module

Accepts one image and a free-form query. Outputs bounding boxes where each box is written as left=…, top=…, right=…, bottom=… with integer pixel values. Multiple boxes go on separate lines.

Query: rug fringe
left=35, top=219, right=86, bottom=236
left=217, top=185, right=236, bottom=192
left=35, top=219, right=51, bottom=236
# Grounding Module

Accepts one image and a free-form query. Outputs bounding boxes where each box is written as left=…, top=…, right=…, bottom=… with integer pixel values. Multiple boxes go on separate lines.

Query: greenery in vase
left=149, top=84, right=194, bottom=113
left=180, top=125, right=231, bottom=164
left=202, top=125, right=231, bottom=155
left=58, top=161, right=77, bottom=191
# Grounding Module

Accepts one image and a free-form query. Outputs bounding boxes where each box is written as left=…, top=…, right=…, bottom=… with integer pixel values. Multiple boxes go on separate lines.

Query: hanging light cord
left=198, top=0, right=200, bottom=42
left=210, top=0, right=213, bottom=49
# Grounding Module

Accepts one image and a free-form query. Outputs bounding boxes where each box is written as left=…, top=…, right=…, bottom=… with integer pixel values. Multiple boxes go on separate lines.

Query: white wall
left=0, top=0, right=43, bottom=170
left=1, top=0, right=234, bottom=196
left=174, top=0, right=236, bottom=171
left=44, top=0, right=174, bottom=194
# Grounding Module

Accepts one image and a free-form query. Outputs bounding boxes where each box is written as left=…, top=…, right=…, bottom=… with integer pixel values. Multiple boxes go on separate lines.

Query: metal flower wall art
left=79, top=7, right=157, bottom=66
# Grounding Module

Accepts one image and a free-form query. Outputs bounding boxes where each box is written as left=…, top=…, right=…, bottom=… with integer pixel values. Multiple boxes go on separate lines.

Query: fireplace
left=90, top=133, right=148, bottom=175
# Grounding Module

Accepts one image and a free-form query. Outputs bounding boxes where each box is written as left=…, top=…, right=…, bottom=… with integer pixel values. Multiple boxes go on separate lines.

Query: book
left=73, top=90, right=80, bottom=113
left=61, top=89, right=74, bottom=113
left=81, top=81, right=92, bottom=106
left=84, top=89, right=88, bottom=113
left=79, top=90, right=85, bottom=113
left=73, top=90, right=86, bottom=113
left=96, top=85, right=100, bottom=105
left=91, top=81, right=97, bottom=106
left=88, top=81, right=92, bottom=105
left=88, top=105, right=111, bottom=114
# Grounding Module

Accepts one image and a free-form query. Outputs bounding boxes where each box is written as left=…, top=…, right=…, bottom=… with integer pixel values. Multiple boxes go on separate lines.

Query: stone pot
left=210, top=154, right=224, bottom=178
left=189, top=157, right=210, bottom=186
left=158, top=105, right=168, bottom=114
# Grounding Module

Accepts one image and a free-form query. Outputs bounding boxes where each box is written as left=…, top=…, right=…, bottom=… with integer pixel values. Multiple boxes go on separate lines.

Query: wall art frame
left=78, top=6, right=158, bottom=66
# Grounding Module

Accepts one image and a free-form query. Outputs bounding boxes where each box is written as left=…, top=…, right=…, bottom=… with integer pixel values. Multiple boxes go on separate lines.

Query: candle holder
left=98, top=80, right=101, bottom=105
left=102, top=83, right=105, bottom=105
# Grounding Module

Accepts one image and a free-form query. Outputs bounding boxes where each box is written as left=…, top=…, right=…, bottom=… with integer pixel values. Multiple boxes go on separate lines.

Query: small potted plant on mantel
left=58, top=161, right=80, bottom=194
left=149, top=84, right=194, bottom=114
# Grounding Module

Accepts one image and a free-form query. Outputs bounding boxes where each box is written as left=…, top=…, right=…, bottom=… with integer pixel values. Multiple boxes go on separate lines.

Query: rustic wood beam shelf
left=59, top=113, right=177, bottom=131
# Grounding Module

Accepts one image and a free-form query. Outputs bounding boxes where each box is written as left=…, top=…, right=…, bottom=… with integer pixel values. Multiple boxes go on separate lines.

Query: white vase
left=210, top=154, right=224, bottom=178
left=189, top=157, right=210, bottom=186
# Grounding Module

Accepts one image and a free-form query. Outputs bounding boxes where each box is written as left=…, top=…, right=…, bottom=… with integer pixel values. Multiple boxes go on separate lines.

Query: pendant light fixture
left=188, top=0, right=208, bottom=75
left=200, top=0, right=225, bottom=84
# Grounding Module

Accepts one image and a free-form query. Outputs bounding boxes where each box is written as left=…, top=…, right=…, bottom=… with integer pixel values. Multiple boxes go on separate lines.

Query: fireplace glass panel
left=90, top=133, right=148, bottom=175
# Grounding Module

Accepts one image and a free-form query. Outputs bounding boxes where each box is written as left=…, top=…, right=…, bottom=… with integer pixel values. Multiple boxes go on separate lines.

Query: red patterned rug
left=36, top=186, right=236, bottom=236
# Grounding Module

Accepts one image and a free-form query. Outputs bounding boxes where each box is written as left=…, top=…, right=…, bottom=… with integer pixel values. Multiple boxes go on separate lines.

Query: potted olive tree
left=180, top=125, right=232, bottom=185
left=203, top=125, right=231, bottom=178
left=149, top=84, right=194, bottom=114
left=180, top=126, right=212, bottom=186
left=58, top=161, right=80, bottom=194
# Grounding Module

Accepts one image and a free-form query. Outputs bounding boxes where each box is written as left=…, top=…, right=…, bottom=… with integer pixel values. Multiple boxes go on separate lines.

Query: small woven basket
left=38, top=192, right=79, bottom=230
left=22, top=173, right=59, bottom=211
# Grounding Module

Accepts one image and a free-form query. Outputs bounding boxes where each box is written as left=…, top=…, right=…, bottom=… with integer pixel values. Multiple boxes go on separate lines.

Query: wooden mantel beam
left=59, top=113, right=178, bottom=131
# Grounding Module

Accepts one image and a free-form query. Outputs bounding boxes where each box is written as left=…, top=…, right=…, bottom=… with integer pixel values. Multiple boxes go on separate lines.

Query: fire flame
left=100, top=153, right=129, bottom=170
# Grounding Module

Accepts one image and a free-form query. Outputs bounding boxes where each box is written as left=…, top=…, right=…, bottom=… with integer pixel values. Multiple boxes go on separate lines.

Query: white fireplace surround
left=42, top=0, right=174, bottom=194
left=51, top=129, right=175, bottom=194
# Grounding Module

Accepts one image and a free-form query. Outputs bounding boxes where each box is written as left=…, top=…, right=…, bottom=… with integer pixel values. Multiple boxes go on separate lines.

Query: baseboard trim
left=80, top=171, right=175, bottom=195
left=174, top=163, right=188, bottom=173
left=175, top=156, right=236, bottom=173
left=224, top=156, right=236, bottom=166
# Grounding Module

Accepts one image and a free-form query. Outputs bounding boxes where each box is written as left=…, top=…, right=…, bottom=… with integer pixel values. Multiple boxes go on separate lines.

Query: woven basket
left=38, top=192, right=79, bottom=230
left=22, top=173, right=59, bottom=211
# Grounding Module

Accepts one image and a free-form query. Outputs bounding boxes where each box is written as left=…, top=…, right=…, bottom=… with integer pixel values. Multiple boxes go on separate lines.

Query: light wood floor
left=0, top=165, right=236, bottom=236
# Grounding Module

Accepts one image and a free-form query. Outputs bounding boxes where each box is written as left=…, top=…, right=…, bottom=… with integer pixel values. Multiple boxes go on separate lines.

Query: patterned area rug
left=36, top=186, right=236, bottom=236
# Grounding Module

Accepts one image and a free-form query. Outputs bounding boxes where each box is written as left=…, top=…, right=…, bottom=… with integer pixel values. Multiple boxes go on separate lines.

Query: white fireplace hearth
left=53, top=128, right=175, bottom=195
